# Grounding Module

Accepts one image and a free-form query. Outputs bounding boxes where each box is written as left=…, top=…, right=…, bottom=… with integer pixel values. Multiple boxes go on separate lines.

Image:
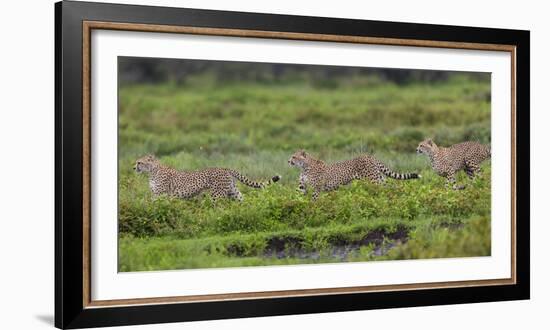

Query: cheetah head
left=133, top=154, right=159, bottom=174
left=416, top=138, right=437, bottom=155
left=288, top=149, right=309, bottom=168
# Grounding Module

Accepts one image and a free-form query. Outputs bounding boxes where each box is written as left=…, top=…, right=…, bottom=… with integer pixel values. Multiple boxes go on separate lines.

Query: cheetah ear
left=300, top=149, right=307, bottom=156
left=426, top=138, right=434, bottom=145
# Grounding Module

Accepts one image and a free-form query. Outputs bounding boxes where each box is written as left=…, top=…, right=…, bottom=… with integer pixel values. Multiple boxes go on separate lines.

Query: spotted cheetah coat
left=288, top=150, right=420, bottom=200
left=134, top=155, right=280, bottom=201
left=416, top=139, right=490, bottom=189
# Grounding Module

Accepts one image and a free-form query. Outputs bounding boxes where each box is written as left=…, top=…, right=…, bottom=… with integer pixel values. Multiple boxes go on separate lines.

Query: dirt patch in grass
left=258, top=227, right=409, bottom=261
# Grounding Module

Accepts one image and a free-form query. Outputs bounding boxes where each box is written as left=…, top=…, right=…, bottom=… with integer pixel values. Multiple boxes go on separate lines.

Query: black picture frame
left=55, top=1, right=530, bottom=328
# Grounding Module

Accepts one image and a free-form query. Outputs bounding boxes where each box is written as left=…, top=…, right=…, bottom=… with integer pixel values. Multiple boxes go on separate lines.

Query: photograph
left=117, top=57, right=492, bottom=272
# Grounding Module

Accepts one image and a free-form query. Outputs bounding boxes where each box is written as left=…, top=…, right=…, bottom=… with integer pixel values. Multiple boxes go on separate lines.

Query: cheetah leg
left=312, top=189, right=321, bottom=201
left=175, top=192, right=191, bottom=200
left=446, top=174, right=465, bottom=190
left=372, top=173, right=386, bottom=185
left=298, top=173, right=307, bottom=195
left=465, top=162, right=481, bottom=179
left=228, top=187, right=244, bottom=202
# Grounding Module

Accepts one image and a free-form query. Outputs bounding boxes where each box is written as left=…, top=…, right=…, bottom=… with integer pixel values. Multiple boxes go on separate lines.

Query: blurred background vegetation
left=119, top=56, right=481, bottom=86
left=118, top=57, right=491, bottom=271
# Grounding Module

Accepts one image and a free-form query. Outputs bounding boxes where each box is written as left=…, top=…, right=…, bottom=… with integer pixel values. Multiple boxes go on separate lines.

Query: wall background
left=0, top=0, right=545, bottom=329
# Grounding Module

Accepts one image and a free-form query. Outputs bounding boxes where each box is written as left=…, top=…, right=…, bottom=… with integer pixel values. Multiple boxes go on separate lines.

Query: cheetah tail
left=230, top=170, right=281, bottom=189
left=378, top=162, right=421, bottom=180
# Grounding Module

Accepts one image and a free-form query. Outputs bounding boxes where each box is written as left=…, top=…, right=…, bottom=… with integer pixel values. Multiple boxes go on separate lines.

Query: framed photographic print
left=55, top=1, right=530, bottom=328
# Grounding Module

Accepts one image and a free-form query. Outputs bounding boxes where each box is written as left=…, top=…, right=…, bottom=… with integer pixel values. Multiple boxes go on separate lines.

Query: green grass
left=118, top=74, right=491, bottom=271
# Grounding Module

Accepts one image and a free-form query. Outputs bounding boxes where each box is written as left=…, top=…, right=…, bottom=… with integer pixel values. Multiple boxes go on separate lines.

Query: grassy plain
left=118, top=73, right=491, bottom=271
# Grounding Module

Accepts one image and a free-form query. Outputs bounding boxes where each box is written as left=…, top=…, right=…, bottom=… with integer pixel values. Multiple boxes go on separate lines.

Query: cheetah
left=133, top=155, right=280, bottom=201
left=416, top=138, right=491, bottom=190
left=288, top=150, right=420, bottom=200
